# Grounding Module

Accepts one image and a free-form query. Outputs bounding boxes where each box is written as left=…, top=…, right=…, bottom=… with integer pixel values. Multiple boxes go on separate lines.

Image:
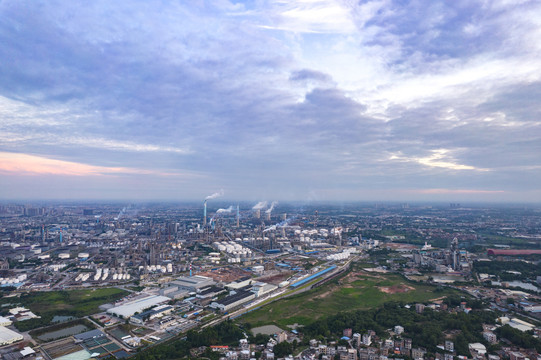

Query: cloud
left=410, top=189, right=505, bottom=195
left=260, top=0, right=357, bottom=34
left=0, top=0, right=540, bottom=201
left=389, top=149, right=487, bottom=171
left=289, top=69, right=333, bottom=83
left=0, top=152, right=201, bottom=179
left=0, top=152, right=190, bottom=177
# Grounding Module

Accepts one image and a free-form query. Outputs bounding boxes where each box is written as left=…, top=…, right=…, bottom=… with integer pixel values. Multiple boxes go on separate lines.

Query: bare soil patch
left=378, top=284, right=415, bottom=294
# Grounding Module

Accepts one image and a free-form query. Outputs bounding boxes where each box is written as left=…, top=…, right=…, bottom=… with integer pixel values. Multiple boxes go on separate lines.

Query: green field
left=239, top=270, right=458, bottom=328
left=1, top=288, right=128, bottom=331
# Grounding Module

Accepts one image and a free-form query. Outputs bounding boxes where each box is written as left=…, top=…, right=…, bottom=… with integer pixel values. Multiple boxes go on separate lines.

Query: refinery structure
left=1, top=200, right=539, bottom=360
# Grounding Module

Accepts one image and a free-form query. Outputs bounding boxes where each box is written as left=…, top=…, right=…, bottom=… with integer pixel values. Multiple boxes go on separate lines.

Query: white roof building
left=0, top=316, right=12, bottom=326
left=0, top=326, right=23, bottom=346
left=251, top=282, right=277, bottom=297
left=170, top=275, right=215, bottom=291
left=20, top=347, right=35, bottom=357
left=468, top=343, right=486, bottom=355
left=107, top=295, right=170, bottom=318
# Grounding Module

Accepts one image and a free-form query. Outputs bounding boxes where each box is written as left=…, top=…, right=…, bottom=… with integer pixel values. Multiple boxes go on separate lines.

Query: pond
left=37, top=324, right=90, bottom=342
left=492, top=281, right=539, bottom=292
left=52, top=315, right=76, bottom=323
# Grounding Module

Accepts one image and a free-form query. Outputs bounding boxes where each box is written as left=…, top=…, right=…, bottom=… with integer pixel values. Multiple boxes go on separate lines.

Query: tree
left=274, top=342, right=293, bottom=357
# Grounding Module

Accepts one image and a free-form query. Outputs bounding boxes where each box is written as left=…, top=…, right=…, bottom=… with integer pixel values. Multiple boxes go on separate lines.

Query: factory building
left=209, top=290, right=255, bottom=312
left=107, top=295, right=170, bottom=319
left=196, top=286, right=226, bottom=300
left=251, top=282, right=277, bottom=297
left=159, top=275, right=215, bottom=299
left=225, top=276, right=252, bottom=290
left=130, top=305, right=174, bottom=325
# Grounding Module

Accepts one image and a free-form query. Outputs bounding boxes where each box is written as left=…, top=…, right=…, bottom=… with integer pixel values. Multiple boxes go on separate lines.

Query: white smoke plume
left=263, top=215, right=297, bottom=232
left=265, top=201, right=278, bottom=214
left=252, top=201, right=267, bottom=210
left=216, top=206, right=234, bottom=214
left=205, top=189, right=224, bottom=200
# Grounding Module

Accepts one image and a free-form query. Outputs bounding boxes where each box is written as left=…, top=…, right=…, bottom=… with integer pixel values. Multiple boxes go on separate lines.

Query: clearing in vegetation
left=239, top=267, right=459, bottom=329
left=1, top=287, right=128, bottom=331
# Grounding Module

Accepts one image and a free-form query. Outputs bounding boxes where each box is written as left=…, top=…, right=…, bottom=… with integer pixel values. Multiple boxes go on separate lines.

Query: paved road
left=202, top=258, right=355, bottom=329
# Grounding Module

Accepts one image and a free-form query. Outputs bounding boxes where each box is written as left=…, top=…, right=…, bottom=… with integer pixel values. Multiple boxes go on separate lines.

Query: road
left=202, top=257, right=355, bottom=329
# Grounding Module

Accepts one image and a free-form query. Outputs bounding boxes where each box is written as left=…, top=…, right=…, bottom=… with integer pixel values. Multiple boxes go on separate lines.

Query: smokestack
left=254, top=209, right=260, bottom=219
left=203, top=200, right=207, bottom=227
left=236, top=205, right=240, bottom=227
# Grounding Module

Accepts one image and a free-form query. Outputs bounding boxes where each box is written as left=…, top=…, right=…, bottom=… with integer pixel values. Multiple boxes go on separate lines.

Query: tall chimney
left=203, top=200, right=207, bottom=227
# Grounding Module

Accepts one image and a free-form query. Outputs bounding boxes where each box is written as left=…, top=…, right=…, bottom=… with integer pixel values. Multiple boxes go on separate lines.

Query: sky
left=0, top=0, right=540, bottom=203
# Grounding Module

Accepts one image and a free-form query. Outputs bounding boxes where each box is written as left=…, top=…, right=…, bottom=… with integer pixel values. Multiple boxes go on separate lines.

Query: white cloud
left=389, top=149, right=488, bottom=171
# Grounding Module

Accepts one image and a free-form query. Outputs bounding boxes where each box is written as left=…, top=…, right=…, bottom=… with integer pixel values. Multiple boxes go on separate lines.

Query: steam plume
left=216, top=206, right=234, bottom=214
left=265, top=201, right=278, bottom=214
left=252, top=201, right=267, bottom=210
left=205, top=189, right=224, bottom=200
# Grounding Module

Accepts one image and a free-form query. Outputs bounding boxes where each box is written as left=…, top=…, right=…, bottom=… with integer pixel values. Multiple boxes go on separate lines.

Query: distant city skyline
left=1, top=1, right=540, bottom=202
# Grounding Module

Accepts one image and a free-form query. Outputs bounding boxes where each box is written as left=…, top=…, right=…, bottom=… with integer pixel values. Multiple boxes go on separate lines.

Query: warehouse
left=170, top=275, right=215, bottom=292
left=209, top=290, right=255, bottom=312
left=107, top=295, right=170, bottom=318
left=159, top=275, right=215, bottom=299
left=0, top=316, right=12, bottom=326
left=130, top=305, right=174, bottom=325
left=251, top=282, right=277, bottom=297
left=0, top=326, right=23, bottom=346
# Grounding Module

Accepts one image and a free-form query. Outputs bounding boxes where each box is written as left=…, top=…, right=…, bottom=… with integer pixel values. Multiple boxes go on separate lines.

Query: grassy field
left=1, top=288, right=128, bottom=331
left=239, top=270, right=458, bottom=328
left=10, top=287, right=128, bottom=315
